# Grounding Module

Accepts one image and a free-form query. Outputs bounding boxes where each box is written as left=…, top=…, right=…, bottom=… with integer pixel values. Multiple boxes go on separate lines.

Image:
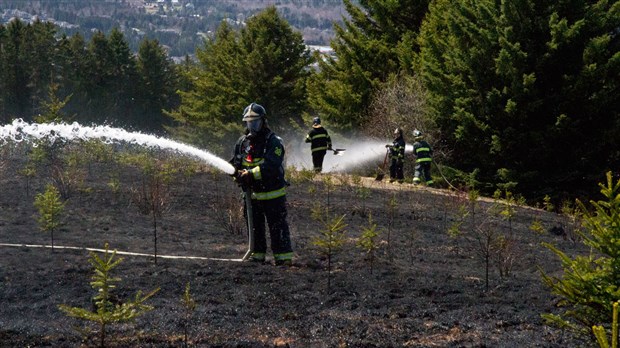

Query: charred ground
left=0, top=144, right=586, bottom=347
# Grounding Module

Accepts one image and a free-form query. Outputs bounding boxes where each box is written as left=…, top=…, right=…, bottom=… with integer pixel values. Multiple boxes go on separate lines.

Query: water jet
left=0, top=119, right=235, bottom=175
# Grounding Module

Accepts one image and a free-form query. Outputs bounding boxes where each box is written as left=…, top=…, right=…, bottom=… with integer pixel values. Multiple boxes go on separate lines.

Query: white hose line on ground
left=0, top=243, right=244, bottom=262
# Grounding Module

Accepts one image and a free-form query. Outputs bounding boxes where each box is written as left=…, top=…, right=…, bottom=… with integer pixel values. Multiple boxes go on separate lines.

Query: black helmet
left=313, top=117, right=321, bottom=125
left=413, top=129, right=423, bottom=138
left=242, top=103, right=266, bottom=121
left=394, top=127, right=402, bottom=137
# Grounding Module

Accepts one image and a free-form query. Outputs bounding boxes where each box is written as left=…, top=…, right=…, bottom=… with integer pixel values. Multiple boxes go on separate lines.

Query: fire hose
left=241, top=186, right=254, bottom=261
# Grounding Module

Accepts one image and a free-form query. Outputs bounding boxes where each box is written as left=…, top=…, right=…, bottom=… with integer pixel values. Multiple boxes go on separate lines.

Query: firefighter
left=412, top=129, right=433, bottom=186
left=305, top=117, right=332, bottom=172
left=385, top=127, right=406, bottom=183
left=230, top=102, right=293, bottom=266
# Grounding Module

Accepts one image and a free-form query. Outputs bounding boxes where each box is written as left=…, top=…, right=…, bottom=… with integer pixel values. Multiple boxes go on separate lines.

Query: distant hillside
left=0, top=0, right=349, bottom=58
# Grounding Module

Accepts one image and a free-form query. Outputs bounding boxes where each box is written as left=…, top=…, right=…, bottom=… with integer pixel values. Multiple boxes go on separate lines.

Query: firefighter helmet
left=394, top=127, right=403, bottom=137
left=413, top=129, right=423, bottom=139
left=313, top=117, right=321, bottom=125
left=242, top=103, right=266, bottom=121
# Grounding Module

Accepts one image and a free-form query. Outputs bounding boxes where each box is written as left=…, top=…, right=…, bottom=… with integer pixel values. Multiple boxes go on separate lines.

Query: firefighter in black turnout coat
left=386, top=128, right=406, bottom=183
left=412, top=129, right=433, bottom=186
left=305, top=117, right=332, bottom=172
left=230, top=103, right=293, bottom=265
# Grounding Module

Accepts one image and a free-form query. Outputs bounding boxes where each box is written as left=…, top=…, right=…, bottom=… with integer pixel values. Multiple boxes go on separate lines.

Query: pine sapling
left=180, top=281, right=197, bottom=347
left=541, top=172, right=620, bottom=338
left=491, top=189, right=523, bottom=278
left=312, top=214, right=347, bottom=291
left=357, top=213, right=380, bottom=273
left=58, top=243, right=159, bottom=348
left=34, top=183, right=65, bottom=251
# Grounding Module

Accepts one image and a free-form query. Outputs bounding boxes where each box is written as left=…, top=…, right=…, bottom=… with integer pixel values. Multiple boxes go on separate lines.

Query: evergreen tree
left=168, top=6, right=312, bottom=150
left=107, top=28, right=139, bottom=128
left=25, top=20, right=58, bottom=118
left=0, top=23, right=7, bottom=121
left=84, top=31, right=116, bottom=124
left=167, top=22, right=245, bottom=149
left=34, top=183, right=65, bottom=251
left=136, top=38, right=177, bottom=132
left=55, top=33, right=89, bottom=124
left=418, top=0, right=620, bottom=201
left=307, top=0, right=430, bottom=129
left=239, top=6, right=313, bottom=129
left=58, top=243, right=159, bottom=347
left=541, top=172, right=620, bottom=340
left=2, top=19, right=31, bottom=120
left=418, top=0, right=501, bottom=183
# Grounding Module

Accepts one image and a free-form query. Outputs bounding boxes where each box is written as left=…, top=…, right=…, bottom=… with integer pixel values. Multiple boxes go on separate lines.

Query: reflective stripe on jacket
left=390, top=136, right=406, bottom=162
left=413, top=140, right=432, bottom=163
left=305, top=126, right=331, bottom=152
left=231, top=129, right=287, bottom=198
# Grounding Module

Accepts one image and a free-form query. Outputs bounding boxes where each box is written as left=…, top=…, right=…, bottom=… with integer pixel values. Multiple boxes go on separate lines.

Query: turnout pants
left=414, top=162, right=432, bottom=184
left=312, top=150, right=327, bottom=172
left=246, top=195, right=293, bottom=260
left=390, top=159, right=404, bottom=181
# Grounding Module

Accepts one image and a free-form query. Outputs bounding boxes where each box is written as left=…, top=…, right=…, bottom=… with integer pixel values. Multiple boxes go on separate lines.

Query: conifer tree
left=307, top=0, right=430, bottom=129
left=136, top=38, right=177, bottom=131
left=418, top=0, right=620, bottom=199
left=23, top=19, right=58, bottom=114
left=34, top=183, right=65, bottom=251
left=167, top=21, right=244, bottom=150
left=59, top=243, right=159, bottom=348
left=107, top=28, right=139, bottom=126
left=541, top=172, right=620, bottom=340
left=357, top=213, right=380, bottom=273
left=2, top=19, right=31, bottom=119
left=0, top=23, right=8, bottom=122
left=168, top=6, right=312, bottom=150
left=312, top=213, right=347, bottom=291
left=55, top=33, right=89, bottom=122
left=84, top=31, right=116, bottom=124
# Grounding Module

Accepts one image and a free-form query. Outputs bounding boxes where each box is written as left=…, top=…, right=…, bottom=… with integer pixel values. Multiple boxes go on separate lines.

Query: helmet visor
left=247, top=119, right=263, bottom=134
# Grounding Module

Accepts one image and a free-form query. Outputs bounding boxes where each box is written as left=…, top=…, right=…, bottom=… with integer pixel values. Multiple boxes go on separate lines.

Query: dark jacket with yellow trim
left=231, top=128, right=287, bottom=197
left=305, top=125, right=332, bottom=152
left=413, top=139, right=432, bottom=163
left=389, top=136, right=406, bottom=163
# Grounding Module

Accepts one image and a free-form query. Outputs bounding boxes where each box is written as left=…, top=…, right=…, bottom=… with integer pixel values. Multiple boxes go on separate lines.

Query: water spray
left=287, top=138, right=390, bottom=173
left=0, top=119, right=235, bottom=175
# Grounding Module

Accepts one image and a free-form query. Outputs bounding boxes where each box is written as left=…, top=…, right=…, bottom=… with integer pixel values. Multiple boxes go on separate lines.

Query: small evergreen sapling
left=58, top=243, right=159, bottom=347
left=357, top=213, right=380, bottom=273
left=312, top=214, right=347, bottom=291
left=181, top=281, right=197, bottom=347
left=541, top=172, right=620, bottom=339
left=34, top=183, right=65, bottom=251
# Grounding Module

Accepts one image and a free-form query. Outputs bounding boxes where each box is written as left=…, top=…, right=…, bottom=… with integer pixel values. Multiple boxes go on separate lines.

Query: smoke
left=285, top=135, right=393, bottom=173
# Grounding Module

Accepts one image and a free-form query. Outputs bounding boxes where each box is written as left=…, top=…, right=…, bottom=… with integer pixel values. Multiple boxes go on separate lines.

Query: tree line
left=0, top=19, right=179, bottom=133
left=1, top=1, right=619, bottom=204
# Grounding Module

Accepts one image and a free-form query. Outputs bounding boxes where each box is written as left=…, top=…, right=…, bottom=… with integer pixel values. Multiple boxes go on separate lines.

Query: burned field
left=0, top=145, right=585, bottom=347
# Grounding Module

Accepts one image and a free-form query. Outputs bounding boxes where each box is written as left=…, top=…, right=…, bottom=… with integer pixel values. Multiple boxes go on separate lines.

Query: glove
left=385, top=144, right=392, bottom=148
left=236, top=169, right=252, bottom=187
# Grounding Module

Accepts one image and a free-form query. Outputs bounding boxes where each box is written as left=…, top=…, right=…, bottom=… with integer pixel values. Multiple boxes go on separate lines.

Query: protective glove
left=236, top=169, right=252, bottom=187
left=385, top=144, right=392, bottom=148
